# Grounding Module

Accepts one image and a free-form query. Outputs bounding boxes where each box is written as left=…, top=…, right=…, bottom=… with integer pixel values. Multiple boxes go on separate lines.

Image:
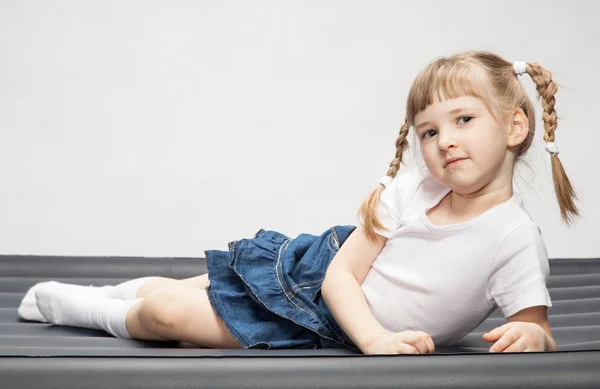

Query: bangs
left=406, top=61, right=496, bottom=124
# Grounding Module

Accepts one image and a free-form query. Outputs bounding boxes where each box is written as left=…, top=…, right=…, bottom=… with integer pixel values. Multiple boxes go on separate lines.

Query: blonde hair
left=357, top=50, right=579, bottom=243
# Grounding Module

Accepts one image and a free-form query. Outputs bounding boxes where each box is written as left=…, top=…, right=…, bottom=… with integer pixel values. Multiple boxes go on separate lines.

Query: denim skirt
left=204, top=224, right=358, bottom=350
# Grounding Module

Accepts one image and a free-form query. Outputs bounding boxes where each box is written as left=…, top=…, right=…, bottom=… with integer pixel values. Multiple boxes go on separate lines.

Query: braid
left=526, top=62, right=580, bottom=224
left=357, top=120, right=411, bottom=243
left=386, top=119, right=411, bottom=177
left=527, top=63, right=558, bottom=141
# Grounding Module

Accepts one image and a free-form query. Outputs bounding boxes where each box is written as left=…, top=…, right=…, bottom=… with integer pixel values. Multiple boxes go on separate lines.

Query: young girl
left=18, top=50, right=578, bottom=354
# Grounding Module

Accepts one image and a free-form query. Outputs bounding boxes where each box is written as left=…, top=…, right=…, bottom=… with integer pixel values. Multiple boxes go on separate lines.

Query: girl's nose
left=437, top=129, right=459, bottom=151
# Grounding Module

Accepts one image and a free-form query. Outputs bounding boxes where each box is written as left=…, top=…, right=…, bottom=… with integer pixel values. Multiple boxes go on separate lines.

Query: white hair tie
left=379, top=176, right=393, bottom=188
left=545, top=141, right=559, bottom=155
left=513, top=61, right=528, bottom=76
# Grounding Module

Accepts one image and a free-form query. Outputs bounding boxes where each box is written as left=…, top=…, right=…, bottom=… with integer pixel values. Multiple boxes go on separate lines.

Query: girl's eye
left=420, top=116, right=472, bottom=140
left=458, top=116, right=473, bottom=124
left=422, top=130, right=437, bottom=139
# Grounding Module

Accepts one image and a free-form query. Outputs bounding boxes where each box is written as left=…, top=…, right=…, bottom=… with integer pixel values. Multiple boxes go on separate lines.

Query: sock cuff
left=107, top=298, right=143, bottom=339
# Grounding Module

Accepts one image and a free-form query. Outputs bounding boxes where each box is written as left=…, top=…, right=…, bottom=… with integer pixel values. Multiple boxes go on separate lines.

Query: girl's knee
left=138, top=289, right=187, bottom=334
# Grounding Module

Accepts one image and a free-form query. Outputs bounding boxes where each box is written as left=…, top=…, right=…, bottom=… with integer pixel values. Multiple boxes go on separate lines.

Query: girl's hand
left=362, top=330, right=435, bottom=355
left=483, top=322, right=555, bottom=352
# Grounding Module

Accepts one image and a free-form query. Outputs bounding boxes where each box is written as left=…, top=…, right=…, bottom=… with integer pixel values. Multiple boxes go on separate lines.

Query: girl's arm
left=322, top=225, right=431, bottom=353
left=322, top=226, right=386, bottom=350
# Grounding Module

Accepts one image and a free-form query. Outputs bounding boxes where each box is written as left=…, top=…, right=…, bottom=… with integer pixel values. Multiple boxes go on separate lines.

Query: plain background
left=0, top=0, right=597, bottom=258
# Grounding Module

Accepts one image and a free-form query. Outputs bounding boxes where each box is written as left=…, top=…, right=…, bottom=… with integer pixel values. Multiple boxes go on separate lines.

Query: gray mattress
left=1, top=255, right=599, bottom=388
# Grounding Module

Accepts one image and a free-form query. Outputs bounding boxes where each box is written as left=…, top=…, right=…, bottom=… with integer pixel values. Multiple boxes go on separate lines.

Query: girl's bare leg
left=136, top=274, right=210, bottom=298
left=126, top=285, right=241, bottom=348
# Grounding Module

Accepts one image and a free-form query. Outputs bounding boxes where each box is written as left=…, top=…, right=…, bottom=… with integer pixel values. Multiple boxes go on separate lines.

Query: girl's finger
left=502, top=337, right=527, bottom=353
left=410, top=333, right=431, bottom=354
left=397, top=343, right=419, bottom=354
left=411, top=336, right=428, bottom=354
left=417, top=339, right=429, bottom=354
left=484, top=323, right=510, bottom=341
left=425, top=336, right=436, bottom=353
left=490, top=330, right=519, bottom=352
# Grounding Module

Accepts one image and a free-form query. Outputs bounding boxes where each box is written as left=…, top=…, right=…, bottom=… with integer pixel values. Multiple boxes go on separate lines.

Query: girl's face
left=413, top=96, right=514, bottom=195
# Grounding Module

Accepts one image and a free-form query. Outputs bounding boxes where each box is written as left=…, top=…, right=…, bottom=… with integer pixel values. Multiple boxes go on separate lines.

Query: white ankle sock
left=18, top=282, right=112, bottom=322
left=35, top=281, right=141, bottom=338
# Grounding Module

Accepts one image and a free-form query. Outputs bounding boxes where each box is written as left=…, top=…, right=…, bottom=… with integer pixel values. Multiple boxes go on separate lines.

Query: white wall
left=0, top=0, right=597, bottom=258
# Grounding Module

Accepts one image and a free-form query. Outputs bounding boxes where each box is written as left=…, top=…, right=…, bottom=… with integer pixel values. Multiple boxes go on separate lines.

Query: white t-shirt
left=359, top=165, right=552, bottom=346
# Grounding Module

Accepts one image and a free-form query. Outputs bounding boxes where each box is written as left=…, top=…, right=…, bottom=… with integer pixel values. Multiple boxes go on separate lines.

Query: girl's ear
left=507, top=107, right=529, bottom=147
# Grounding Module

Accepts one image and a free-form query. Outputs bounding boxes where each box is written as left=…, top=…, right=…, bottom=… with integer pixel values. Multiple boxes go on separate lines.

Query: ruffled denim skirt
left=205, top=224, right=358, bottom=350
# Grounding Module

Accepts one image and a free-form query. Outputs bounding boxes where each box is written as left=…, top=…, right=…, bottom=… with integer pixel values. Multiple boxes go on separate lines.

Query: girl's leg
left=34, top=282, right=242, bottom=349
left=126, top=286, right=241, bottom=348
left=19, top=274, right=211, bottom=322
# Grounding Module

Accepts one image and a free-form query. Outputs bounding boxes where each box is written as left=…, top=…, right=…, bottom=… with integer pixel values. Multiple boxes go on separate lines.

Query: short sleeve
left=357, top=166, right=422, bottom=238
left=486, top=223, right=552, bottom=318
